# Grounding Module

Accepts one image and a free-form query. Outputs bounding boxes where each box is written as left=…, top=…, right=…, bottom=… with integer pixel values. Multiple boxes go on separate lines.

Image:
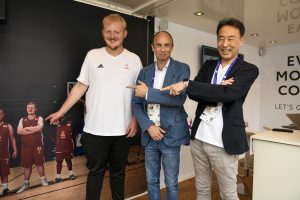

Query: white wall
left=259, top=43, right=300, bottom=129
left=155, top=18, right=262, bottom=185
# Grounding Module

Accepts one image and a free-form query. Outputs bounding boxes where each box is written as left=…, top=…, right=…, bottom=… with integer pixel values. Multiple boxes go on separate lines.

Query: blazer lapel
left=162, top=58, right=177, bottom=87
left=226, top=58, right=243, bottom=78
left=206, top=60, right=217, bottom=83
left=144, top=63, right=155, bottom=87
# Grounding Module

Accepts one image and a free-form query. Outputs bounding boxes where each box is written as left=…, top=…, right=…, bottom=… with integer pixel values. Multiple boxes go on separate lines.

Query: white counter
left=251, top=130, right=300, bottom=200
left=252, top=130, right=300, bottom=146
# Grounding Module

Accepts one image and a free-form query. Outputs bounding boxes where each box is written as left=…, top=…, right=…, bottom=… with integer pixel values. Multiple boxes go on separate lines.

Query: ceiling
left=75, top=0, right=300, bottom=48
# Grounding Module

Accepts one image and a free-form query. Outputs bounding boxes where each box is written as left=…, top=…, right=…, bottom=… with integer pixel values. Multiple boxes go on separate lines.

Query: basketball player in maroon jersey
left=0, top=109, right=17, bottom=195
left=16, top=102, right=48, bottom=193
left=53, top=119, right=76, bottom=183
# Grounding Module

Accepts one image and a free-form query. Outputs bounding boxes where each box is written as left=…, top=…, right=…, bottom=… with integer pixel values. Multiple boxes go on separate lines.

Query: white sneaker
left=40, top=179, right=49, bottom=186
left=16, top=182, right=30, bottom=193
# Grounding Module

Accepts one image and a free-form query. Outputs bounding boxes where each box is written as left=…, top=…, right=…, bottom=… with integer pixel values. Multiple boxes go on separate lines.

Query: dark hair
left=27, top=101, right=37, bottom=107
left=152, top=31, right=174, bottom=46
left=216, top=18, right=245, bottom=37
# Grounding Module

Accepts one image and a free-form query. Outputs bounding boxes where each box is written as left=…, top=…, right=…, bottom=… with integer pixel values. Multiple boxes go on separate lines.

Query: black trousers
left=81, top=132, right=130, bottom=200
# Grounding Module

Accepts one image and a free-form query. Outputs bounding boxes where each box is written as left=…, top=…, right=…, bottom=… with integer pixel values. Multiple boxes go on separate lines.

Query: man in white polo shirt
left=46, top=13, right=142, bottom=200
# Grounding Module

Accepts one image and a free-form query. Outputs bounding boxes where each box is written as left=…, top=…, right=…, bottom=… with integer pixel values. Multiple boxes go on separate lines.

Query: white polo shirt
left=77, top=47, right=142, bottom=136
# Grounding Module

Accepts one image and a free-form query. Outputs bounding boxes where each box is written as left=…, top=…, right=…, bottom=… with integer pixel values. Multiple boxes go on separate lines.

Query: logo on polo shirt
left=124, top=64, right=130, bottom=69
left=97, top=64, right=104, bottom=68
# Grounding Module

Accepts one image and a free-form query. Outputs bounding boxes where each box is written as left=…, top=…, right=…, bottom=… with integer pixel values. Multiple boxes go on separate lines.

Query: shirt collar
left=155, top=59, right=170, bottom=72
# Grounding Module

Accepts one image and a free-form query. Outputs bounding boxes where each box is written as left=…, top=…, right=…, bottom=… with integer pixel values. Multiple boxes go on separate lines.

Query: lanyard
left=151, top=73, right=155, bottom=88
left=213, top=57, right=238, bottom=84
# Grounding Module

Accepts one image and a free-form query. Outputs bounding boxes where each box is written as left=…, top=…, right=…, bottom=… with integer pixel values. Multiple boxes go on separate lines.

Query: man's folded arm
left=187, top=66, right=259, bottom=103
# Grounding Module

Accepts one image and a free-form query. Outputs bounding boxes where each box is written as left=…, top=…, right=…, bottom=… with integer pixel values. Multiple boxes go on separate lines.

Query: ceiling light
left=269, top=40, right=277, bottom=44
left=250, top=33, right=259, bottom=37
left=194, top=11, right=204, bottom=16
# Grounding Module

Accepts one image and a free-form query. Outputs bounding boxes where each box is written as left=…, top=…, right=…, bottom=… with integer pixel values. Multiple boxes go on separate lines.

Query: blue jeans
left=145, top=139, right=181, bottom=200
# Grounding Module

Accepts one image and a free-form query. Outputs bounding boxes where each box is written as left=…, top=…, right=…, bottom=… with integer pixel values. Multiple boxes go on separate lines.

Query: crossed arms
left=17, top=116, right=44, bottom=135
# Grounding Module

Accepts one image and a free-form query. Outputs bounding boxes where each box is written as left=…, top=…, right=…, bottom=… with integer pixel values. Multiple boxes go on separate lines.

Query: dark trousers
left=81, top=132, right=129, bottom=200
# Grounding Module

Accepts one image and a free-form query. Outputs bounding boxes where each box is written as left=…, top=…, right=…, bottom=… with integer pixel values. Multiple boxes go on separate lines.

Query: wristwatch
left=182, top=78, right=189, bottom=88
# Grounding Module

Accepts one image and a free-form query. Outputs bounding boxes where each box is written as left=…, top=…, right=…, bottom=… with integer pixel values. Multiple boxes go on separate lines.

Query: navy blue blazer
left=132, top=58, right=190, bottom=147
left=188, top=59, right=259, bottom=155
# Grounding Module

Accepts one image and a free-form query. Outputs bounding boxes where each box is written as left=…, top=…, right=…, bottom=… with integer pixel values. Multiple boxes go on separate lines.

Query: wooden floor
left=1, top=147, right=253, bottom=200
left=133, top=156, right=254, bottom=200
left=133, top=176, right=253, bottom=200
left=0, top=146, right=147, bottom=200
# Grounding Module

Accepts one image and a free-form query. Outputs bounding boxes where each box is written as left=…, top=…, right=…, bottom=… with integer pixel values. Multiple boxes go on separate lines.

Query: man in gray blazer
left=128, top=31, right=190, bottom=200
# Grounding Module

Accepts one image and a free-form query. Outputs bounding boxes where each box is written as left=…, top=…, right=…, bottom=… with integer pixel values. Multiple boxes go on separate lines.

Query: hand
left=127, top=81, right=148, bottom=98
left=45, top=111, right=64, bottom=125
left=12, top=151, right=17, bottom=159
left=221, top=77, right=234, bottom=85
left=147, top=125, right=165, bottom=141
left=160, top=81, right=186, bottom=96
left=126, top=117, right=139, bottom=138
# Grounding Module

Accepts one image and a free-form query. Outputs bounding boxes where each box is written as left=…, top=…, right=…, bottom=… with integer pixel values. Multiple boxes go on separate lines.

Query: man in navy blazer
left=129, top=31, right=190, bottom=200
left=162, top=18, right=259, bottom=200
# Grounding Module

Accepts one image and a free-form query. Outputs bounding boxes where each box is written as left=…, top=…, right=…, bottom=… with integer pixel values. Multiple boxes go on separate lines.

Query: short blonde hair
left=102, top=13, right=127, bottom=29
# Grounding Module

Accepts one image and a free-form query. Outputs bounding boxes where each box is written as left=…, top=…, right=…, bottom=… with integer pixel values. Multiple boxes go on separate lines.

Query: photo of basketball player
left=53, top=119, right=76, bottom=183
left=0, top=108, right=17, bottom=195
left=16, top=102, right=48, bottom=193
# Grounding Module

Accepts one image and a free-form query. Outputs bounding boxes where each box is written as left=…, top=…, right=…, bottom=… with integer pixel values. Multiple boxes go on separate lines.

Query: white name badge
left=148, top=103, right=160, bottom=126
left=200, top=104, right=222, bottom=125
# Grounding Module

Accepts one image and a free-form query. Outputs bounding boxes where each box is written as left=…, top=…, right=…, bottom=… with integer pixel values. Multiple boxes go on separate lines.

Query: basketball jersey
left=56, top=121, right=73, bottom=152
left=21, top=116, right=43, bottom=148
left=0, top=122, right=9, bottom=159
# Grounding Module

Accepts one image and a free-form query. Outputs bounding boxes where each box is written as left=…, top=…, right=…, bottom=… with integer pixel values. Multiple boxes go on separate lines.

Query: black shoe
left=54, top=178, right=62, bottom=183
left=68, top=174, right=76, bottom=180
left=2, top=188, right=9, bottom=195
